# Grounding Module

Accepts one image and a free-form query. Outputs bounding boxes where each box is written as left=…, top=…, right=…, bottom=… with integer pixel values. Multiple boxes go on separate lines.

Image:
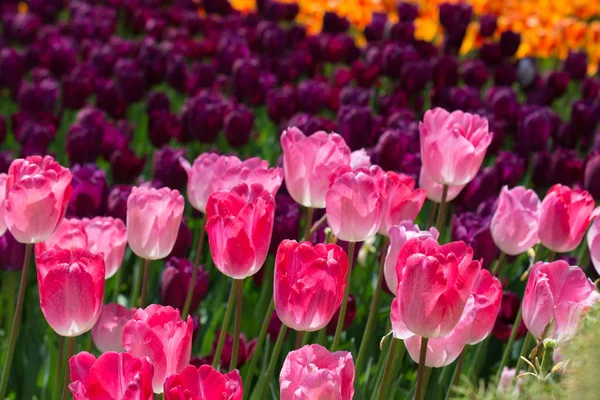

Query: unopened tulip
left=164, top=365, right=243, bottom=400
left=419, top=108, right=493, bottom=187
left=384, top=222, right=439, bottom=293
left=523, top=260, right=599, bottom=341
left=91, top=303, right=136, bottom=353
left=212, top=157, right=283, bottom=197
left=127, top=187, right=184, bottom=260
left=326, top=167, right=383, bottom=242
left=35, top=218, right=88, bottom=256
left=274, top=240, right=348, bottom=331
left=587, top=218, right=600, bottom=275
left=123, top=305, right=193, bottom=393
left=206, top=183, right=275, bottom=279
left=280, top=344, right=354, bottom=400
left=379, top=172, right=426, bottom=236
left=81, top=217, right=127, bottom=279
left=280, top=127, right=351, bottom=208
left=0, top=173, right=7, bottom=235
left=538, top=184, right=599, bottom=253
left=490, top=186, right=541, bottom=256
left=69, top=351, right=154, bottom=400
left=36, top=248, right=105, bottom=337
left=4, top=155, right=72, bottom=243
left=419, top=169, right=465, bottom=203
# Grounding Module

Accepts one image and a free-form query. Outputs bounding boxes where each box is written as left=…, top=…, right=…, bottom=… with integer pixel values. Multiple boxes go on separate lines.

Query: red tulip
left=35, top=218, right=88, bottom=256
left=538, top=184, right=600, bottom=253
left=82, top=217, right=127, bottom=279
left=325, top=166, right=383, bottom=242
left=419, top=108, right=493, bottom=186
left=69, top=351, right=154, bottom=400
left=164, top=364, right=243, bottom=400
left=212, top=157, right=283, bottom=197
left=280, top=344, right=354, bottom=400
left=419, top=169, right=465, bottom=203
left=123, top=305, right=193, bottom=393
left=274, top=240, right=348, bottom=331
left=4, top=155, right=72, bottom=243
left=91, top=303, right=136, bottom=353
left=206, top=183, right=275, bottom=279
left=127, top=187, right=185, bottom=260
left=36, top=248, right=105, bottom=337
left=378, top=172, right=426, bottom=236
left=280, top=127, right=351, bottom=208
left=523, top=260, right=599, bottom=341
left=0, top=173, right=7, bottom=236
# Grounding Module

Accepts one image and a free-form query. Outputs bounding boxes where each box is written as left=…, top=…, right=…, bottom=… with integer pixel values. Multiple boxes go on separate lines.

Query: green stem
left=212, top=282, right=237, bottom=369
left=302, top=207, right=315, bottom=241
left=129, top=258, right=142, bottom=308
left=111, top=265, right=124, bottom=303
left=250, top=324, right=289, bottom=400
left=466, top=338, right=488, bottom=381
left=182, top=215, right=207, bottom=318
left=139, top=258, right=151, bottom=307
left=0, top=242, right=33, bottom=400
left=436, top=185, right=449, bottom=232
left=3, top=272, right=18, bottom=331
left=229, top=279, right=244, bottom=371
left=316, top=328, right=327, bottom=347
left=294, top=330, right=305, bottom=350
left=242, top=300, right=274, bottom=392
left=375, top=338, right=399, bottom=400
left=429, top=201, right=439, bottom=229
left=52, top=336, right=65, bottom=400
left=446, top=351, right=466, bottom=399
left=577, top=242, right=589, bottom=269
left=356, top=236, right=390, bottom=374
left=415, top=337, right=429, bottom=400
left=61, top=336, right=76, bottom=400
left=491, top=251, right=507, bottom=277
left=514, top=332, right=533, bottom=378
left=331, top=241, right=356, bottom=351
left=547, top=250, right=556, bottom=262
left=308, top=214, right=328, bottom=238
left=496, top=303, right=524, bottom=382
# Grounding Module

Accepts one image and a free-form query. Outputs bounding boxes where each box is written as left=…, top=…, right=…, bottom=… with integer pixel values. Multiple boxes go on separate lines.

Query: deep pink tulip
left=378, top=172, right=426, bottom=236
left=280, top=344, right=354, bottom=400
left=0, top=173, right=6, bottom=235
left=82, top=217, right=127, bottom=279
left=212, top=157, right=283, bottom=197
left=490, top=186, right=541, bottom=256
left=461, top=270, right=503, bottom=344
left=127, top=187, right=185, bottom=260
left=384, top=222, right=439, bottom=293
left=35, top=218, right=88, bottom=256
left=522, top=260, right=599, bottom=341
left=206, top=183, right=275, bottom=279
left=587, top=217, right=600, bottom=274
left=325, top=167, right=383, bottom=242
left=281, top=127, right=351, bottom=208
left=69, top=351, right=154, bottom=400
left=164, top=365, right=243, bottom=400
left=179, top=153, right=241, bottom=213
left=4, top=155, right=72, bottom=243
left=419, top=108, right=493, bottom=186
left=418, top=169, right=465, bottom=203
left=274, top=240, right=348, bottom=331
left=36, top=248, right=105, bottom=337
left=91, top=303, right=136, bottom=353
left=393, top=238, right=481, bottom=338
left=538, top=184, right=600, bottom=253
left=123, top=305, right=193, bottom=393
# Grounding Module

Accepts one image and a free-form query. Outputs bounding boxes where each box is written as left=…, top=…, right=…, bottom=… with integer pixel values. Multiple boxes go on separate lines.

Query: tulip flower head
left=82, top=217, right=127, bottom=279
left=378, top=172, right=426, bottom=236
left=587, top=218, right=600, bottom=275
left=419, top=169, right=465, bottom=203
left=212, top=157, right=283, bottom=197
left=164, top=365, right=243, bottom=400
left=91, top=303, right=136, bottom=353
left=0, top=173, right=7, bottom=236
left=35, top=218, right=88, bottom=256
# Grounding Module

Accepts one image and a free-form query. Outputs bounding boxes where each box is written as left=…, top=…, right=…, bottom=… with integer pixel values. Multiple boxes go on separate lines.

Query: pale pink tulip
left=82, top=217, right=127, bottom=278
left=91, top=303, right=136, bottom=353
left=418, top=169, right=465, bottom=203
left=350, top=149, right=371, bottom=169
left=213, top=157, right=283, bottom=196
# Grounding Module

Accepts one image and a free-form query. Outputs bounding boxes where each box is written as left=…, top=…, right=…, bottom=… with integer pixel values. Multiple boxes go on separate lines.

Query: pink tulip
left=379, top=172, right=426, bottom=236
left=4, top=155, right=72, bottom=243
left=490, top=186, right=541, bottom=256
left=274, top=240, right=348, bottom=331
left=395, top=238, right=481, bottom=338
left=281, top=127, right=351, bottom=208
left=462, top=270, right=503, bottom=344
left=213, top=157, right=283, bottom=197
left=404, top=325, right=468, bottom=368
left=326, top=167, right=383, bottom=242
left=587, top=218, right=600, bottom=275
left=206, top=183, right=275, bottom=279
left=280, top=344, right=354, bottom=400
left=538, top=184, right=600, bottom=253
left=418, top=169, right=465, bottom=203
left=384, top=222, right=439, bottom=293
left=522, top=260, right=599, bottom=341
left=350, top=149, right=371, bottom=169
left=69, top=351, right=154, bottom=400
left=82, top=217, right=127, bottom=278
left=36, top=248, right=105, bottom=337
left=419, top=108, right=493, bottom=186
left=127, top=187, right=185, bottom=260
left=91, top=303, right=136, bottom=353
left=35, top=218, right=88, bottom=256
left=164, top=365, right=243, bottom=400
left=123, top=305, right=193, bottom=393
left=0, top=173, right=7, bottom=236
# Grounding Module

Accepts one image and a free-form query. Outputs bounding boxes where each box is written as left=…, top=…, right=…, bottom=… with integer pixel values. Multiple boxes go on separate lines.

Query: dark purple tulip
left=161, top=257, right=209, bottom=315
left=451, top=212, right=499, bottom=269
left=532, top=148, right=583, bottom=188
left=435, top=86, right=482, bottom=112
left=88, top=43, right=118, bottom=78
left=231, top=58, right=263, bottom=105
left=3, top=12, right=42, bottom=44
left=546, top=71, right=570, bottom=98
left=515, top=106, right=552, bottom=155
left=495, top=151, right=525, bottom=187
left=371, top=129, right=412, bottom=173
left=67, top=164, right=108, bottom=218
left=352, top=59, right=380, bottom=88
left=190, top=62, right=216, bottom=90
left=105, top=184, right=132, bottom=222
left=326, top=294, right=356, bottom=335
left=267, top=310, right=285, bottom=342
left=439, top=2, right=472, bottom=54
left=297, top=79, right=328, bottom=114
left=432, top=55, right=459, bottom=88
left=153, top=146, right=187, bottom=191
left=149, top=111, right=181, bottom=148
left=364, top=12, right=387, bottom=42
left=257, top=21, right=286, bottom=56
left=479, top=14, right=497, bottom=37
left=110, top=146, right=146, bottom=184
left=146, top=91, right=171, bottom=115
left=169, top=218, right=193, bottom=259
left=203, top=0, right=233, bottom=15
left=14, top=114, right=56, bottom=155
left=62, top=64, right=96, bottom=109
left=0, top=231, right=26, bottom=271
left=0, top=115, right=5, bottom=146
left=101, top=123, right=130, bottom=161
left=269, top=194, right=301, bottom=254
left=571, top=100, right=598, bottom=137
left=486, top=87, right=517, bottom=122
left=39, top=35, right=77, bottom=78
left=333, top=67, right=353, bottom=88
left=266, top=86, right=297, bottom=123
left=584, top=151, right=600, bottom=200
left=95, top=79, right=127, bottom=120
left=287, top=113, right=336, bottom=136
left=0, top=48, right=25, bottom=93
left=18, top=78, right=59, bottom=114
left=337, top=105, right=372, bottom=151
left=397, top=2, right=419, bottom=22
left=66, top=116, right=106, bottom=165
left=0, top=151, right=12, bottom=174
left=322, top=11, right=349, bottom=34
left=211, top=332, right=256, bottom=370
left=339, top=86, right=371, bottom=107
left=479, top=42, right=503, bottom=66
left=389, top=21, right=415, bottom=43
left=564, top=50, right=588, bottom=80
left=26, top=0, right=63, bottom=22
left=224, top=106, right=254, bottom=148
left=114, top=58, right=145, bottom=104
left=462, top=59, right=489, bottom=87
left=137, top=38, right=167, bottom=85
left=215, top=34, right=250, bottom=74
left=581, top=78, right=600, bottom=100
left=166, top=53, right=189, bottom=94
left=493, top=291, right=527, bottom=342
left=499, top=30, right=520, bottom=57
left=401, top=60, right=432, bottom=92
left=180, top=90, right=228, bottom=143
left=457, top=167, right=501, bottom=212
left=493, top=62, right=517, bottom=86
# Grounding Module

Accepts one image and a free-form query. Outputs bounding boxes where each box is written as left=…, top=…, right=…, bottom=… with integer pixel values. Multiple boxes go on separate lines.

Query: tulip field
left=2, top=0, right=600, bottom=399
